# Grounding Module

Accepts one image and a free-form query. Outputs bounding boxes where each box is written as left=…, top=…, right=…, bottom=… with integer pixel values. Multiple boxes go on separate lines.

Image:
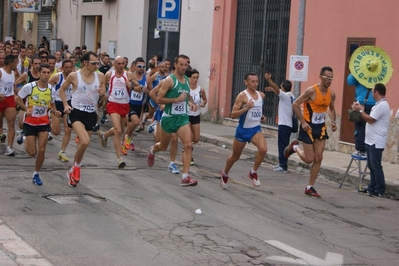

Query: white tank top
left=0, top=68, right=15, bottom=97
left=242, top=90, right=263, bottom=128
left=108, top=70, right=130, bottom=104
left=71, top=70, right=100, bottom=113
left=188, top=85, right=201, bottom=116
left=53, top=73, right=72, bottom=102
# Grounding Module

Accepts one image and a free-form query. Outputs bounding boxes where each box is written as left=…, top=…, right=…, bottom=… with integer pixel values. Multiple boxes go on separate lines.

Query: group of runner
left=0, top=40, right=208, bottom=188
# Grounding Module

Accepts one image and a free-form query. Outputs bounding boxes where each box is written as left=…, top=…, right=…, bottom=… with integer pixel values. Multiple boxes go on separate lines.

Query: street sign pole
left=164, top=32, right=169, bottom=59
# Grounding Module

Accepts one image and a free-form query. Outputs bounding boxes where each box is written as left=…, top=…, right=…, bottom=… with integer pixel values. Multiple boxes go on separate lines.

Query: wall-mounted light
left=45, top=21, right=51, bottom=30
left=26, top=20, right=32, bottom=30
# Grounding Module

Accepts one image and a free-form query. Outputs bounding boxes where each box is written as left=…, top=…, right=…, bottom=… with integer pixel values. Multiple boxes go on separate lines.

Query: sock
left=307, top=185, right=312, bottom=190
left=293, top=145, right=299, bottom=152
left=182, top=173, right=188, bottom=180
left=251, top=169, right=257, bottom=174
left=74, top=162, right=81, bottom=168
left=33, top=171, right=38, bottom=176
left=169, top=161, right=174, bottom=165
left=222, top=170, right=228, bottom=177
left=60, top=150, right=64, bottom=153
left=150, top=147, right=154, bottom=155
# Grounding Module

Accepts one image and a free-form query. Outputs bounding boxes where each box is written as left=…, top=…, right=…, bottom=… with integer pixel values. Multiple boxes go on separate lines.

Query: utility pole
left=293, top=0, right=306, bottom=98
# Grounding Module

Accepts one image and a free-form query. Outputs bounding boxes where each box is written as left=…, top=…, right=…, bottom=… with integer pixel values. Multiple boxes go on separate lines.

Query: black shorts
left=189, top=115, right=201, bottom=125
left=298, top=122, right=329, bottom=144
left=55, top=100, right=71, bottom=117
left=67, top=108, right=97, bottom=131
left=24, top=123, right=50, bottom=137
left=128, top=104, right=142, bottom=121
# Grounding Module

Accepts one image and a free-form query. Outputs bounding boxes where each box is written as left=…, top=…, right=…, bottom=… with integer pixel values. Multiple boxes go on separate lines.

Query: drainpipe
left=7, top=0, right=11, bottom=37
left=293, top=0, right=306, bottom=98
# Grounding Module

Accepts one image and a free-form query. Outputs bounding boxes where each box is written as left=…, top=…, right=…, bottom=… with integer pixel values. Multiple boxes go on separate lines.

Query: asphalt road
left=0, top=124, right=398, bottom=266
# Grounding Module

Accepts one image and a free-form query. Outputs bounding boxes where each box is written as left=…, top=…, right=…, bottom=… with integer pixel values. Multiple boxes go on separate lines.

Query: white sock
left=307, top=185, right=312, bottom=190
left=170, top=161, right=174, bottom=165
left=182, top=173, right=188, bottom=180
left=33, top=171, right=38, bottom=176
left=251, top=169, right=257, bottom=174
left=74, top=162, right=81, bottom=167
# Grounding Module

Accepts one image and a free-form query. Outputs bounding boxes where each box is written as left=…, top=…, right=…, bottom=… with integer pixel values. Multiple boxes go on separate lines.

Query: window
left=83, top=0, right=103, bottom=3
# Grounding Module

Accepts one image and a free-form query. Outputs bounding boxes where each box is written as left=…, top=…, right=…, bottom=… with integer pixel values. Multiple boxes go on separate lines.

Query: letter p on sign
left=157, top=0, right=181, bottom=20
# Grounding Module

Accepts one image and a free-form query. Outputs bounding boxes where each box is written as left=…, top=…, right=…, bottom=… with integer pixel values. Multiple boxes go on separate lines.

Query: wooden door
left=340, top=38, right=375, bottom=143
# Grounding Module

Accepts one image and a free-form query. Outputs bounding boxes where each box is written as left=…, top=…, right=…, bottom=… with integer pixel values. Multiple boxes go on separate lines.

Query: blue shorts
left=149, top=98, right=158, bottom=108
left=235, top=125, right=262, bottom=143
left=154, top=108, right=163, bottom=122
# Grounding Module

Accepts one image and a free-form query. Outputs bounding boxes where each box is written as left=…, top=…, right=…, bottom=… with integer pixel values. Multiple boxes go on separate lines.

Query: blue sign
left=157, top=0, right=181, bottom=20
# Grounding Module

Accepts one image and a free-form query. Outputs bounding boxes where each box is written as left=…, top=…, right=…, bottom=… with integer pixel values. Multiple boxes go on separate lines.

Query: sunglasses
left=321, top=75, right=334, bottom=81
left=41, top=56, right=48, bottom=59
left=88, top=61, right=100, bottom=65
left=136, top=65, right=145, bottom=69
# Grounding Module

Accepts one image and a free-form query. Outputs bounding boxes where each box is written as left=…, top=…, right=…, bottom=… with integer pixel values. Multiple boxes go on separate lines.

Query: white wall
left=179, top=0, right=214, bottom=114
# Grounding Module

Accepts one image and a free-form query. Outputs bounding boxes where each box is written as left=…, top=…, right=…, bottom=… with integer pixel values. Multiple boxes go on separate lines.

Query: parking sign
left=157, top=0, right=181, bottom=20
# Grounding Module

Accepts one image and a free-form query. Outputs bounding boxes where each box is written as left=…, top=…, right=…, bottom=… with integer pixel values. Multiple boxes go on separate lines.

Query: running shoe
left=220, top=171, right=229, bottom=189
left=352, top=150, right=367, bottom=159
left=190, top=157, right=195, bottom=166
left=58, top=151, right=69, bottom=162
left=0, top=133, right=6, bottom=143
left=147, top=146, right=155, bottom=167
left=123, top=134, right=131, bottom=149
left=273, top=166, right=287, bottom=174
left=32, top=174, right=43, bottom=186
left=48, top=132, right=53, bottom=141
left=304, top=187, right=321, bottom=198
left=17, top=130, right=25, bottom=145
left=66, top=169, right=77, bottom=187
left=148, top=120, right=157, bottom=133
left=92, top=123, right=100, bottom=133
left=284, top=140, right=299, bottom=159
left=129, top=141, right=135, bottom=151
left=121, top=145, right=127, bottom=155
left=248, top=171, right=261, bottom=187
left=181, top=176, right=198, bottom=187
left=117, top=157, right=126, bottom=169
left=168, top=163, right=180, bottom=174
left=272, top=164, right=280, bottom=170
left=100, top=115, right=107, bottom=124
left=4, top=146, right=15, bottom=156
left=98, top=130, right=108, bottom=148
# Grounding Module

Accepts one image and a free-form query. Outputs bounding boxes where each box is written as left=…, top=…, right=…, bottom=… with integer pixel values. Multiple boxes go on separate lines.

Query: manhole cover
left=44, top=194, right=106, bottom=204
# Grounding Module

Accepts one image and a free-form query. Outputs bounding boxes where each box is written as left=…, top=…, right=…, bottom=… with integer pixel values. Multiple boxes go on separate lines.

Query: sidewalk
left=199, top=120, right=399, bottom=198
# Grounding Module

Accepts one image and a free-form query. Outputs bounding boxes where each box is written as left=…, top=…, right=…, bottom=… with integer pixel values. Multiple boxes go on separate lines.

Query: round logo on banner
left=294, top=61, right=304, bottom=70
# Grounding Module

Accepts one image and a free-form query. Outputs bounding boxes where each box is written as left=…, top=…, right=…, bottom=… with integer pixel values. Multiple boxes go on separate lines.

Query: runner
left=124, top=57, right=148, bottom=151
left=147, top=54, right=198, bottom=186
left=15, top=63, right=60, bottom=185
left=186, top=69, right=207, bottom=165
left=0, top=55, right=19, bottom=156
left=48, top=59, right=74, bottom=162
left=220, top=72, right=267, bottom=189
left=59, top=51, right=106, bottom=187
left=14, top=56, right=41, bottom=143
left=97, top=56, right=138, bottom=168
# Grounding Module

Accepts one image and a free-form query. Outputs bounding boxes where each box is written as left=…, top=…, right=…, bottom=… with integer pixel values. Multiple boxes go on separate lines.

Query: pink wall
left=288, top=0, right=399, bottom=116
left=207, top=0, right=237, bottom=122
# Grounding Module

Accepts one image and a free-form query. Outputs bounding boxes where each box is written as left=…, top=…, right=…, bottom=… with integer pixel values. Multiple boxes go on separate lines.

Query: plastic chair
left=339, top=154, right=369, bottom=191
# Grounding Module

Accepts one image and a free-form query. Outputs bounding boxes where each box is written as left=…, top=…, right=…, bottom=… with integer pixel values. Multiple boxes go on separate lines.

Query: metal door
left=146, top=0, right=180, bottom=62
left=232, top=0, right=291, bottom=126
left=37, top=12, right=52, bottom=46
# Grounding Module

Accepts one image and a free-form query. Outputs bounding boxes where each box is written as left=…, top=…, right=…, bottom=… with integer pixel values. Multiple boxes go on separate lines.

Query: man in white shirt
left=353, top=83, right=390, bottom=197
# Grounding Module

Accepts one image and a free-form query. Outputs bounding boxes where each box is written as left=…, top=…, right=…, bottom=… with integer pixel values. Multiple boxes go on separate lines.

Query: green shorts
left=160, top=115, right=189, bottom=134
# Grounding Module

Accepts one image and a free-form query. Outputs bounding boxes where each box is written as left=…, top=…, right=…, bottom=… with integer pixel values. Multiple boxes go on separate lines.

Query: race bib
left=32, top=106, right=47, bottom=117
left=131, top=91, right=143, bottom=101
left=113, top=88, right=125, bottom=99
left=80, top=103, right=95, bottom=112
left=311, top=112, right=325, bottom=124
left=4, top=86, right=12, bottom=94
left=248, top=107, right=262, bottom=121
left=171, top=102, right=186, bottom=115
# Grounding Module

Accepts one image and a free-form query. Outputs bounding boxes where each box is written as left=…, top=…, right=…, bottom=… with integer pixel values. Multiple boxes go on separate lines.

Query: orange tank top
left=303, top=84, right=331, bottom=124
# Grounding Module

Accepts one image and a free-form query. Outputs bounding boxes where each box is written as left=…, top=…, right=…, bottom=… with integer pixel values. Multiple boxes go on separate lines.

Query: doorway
left=340, top=38, right=376, bottom=143
left=84, top=16, right=102, bottom=52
